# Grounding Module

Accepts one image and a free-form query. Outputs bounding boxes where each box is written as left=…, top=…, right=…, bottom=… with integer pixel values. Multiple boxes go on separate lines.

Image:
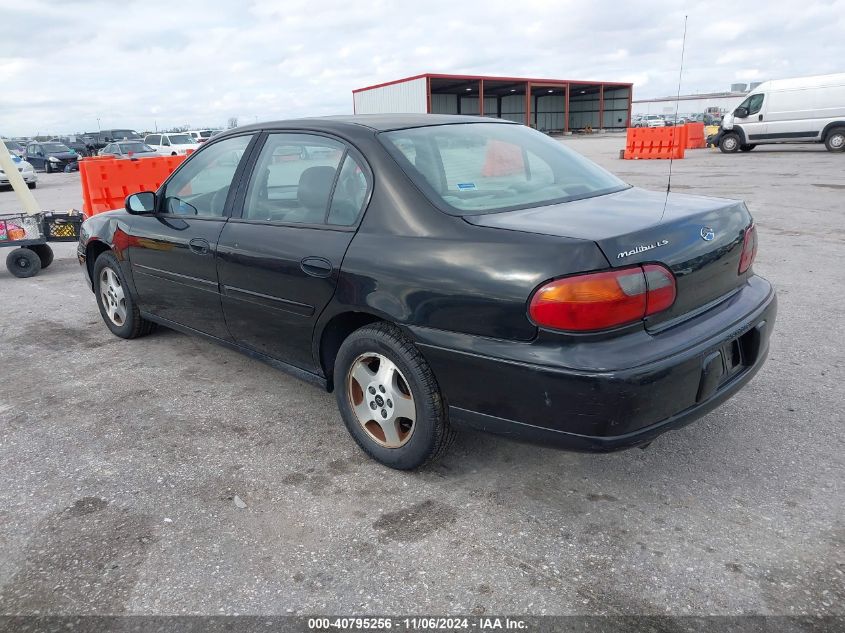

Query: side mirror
left=734, top=107, right=749, bottom=118
left=126, top=191, right=156, bottom=214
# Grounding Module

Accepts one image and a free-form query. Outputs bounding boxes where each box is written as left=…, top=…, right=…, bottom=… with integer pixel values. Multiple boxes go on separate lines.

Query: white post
left=0, top=143, right=40, bottom=215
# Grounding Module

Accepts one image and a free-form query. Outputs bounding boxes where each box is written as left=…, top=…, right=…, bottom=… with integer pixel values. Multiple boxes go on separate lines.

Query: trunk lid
left=465, top=187, right=752, bottom=329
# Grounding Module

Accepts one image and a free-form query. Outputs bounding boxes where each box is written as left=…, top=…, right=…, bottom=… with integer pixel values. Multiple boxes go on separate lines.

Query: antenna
left=664, top=15, right=688, bottom=213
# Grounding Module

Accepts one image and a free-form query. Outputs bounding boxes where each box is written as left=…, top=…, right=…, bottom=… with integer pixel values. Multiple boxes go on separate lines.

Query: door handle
left=758, top=114, right=763, bottom=121
left=300, top=256, right=333, bottom=278
left=188, top=238, right=210, bottom=255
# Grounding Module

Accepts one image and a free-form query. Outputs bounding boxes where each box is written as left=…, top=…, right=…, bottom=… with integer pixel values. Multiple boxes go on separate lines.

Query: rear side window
left=242, top=133, right=347, bottom=225
left=146, top=135, right=161, bottom=145
left=327, top=155, right=370, bottom=226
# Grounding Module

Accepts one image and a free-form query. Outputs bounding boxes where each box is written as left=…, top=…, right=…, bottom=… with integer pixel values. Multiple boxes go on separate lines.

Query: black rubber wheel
left=45, top=161, right=53, bottom=174
left=6, top=247, right=41, bottom=278
left=27, top=244, right=54, bottom=268
left=93, top=251, right=156, bottom=339
left=824, top=127, right=845, bottom=152
left=740, top=144, right=756, bottom=152
left=334, top=322, right=455, bottom=470
left=27, top=182, right=36, bottom=189
left=719, top=133, right=740, bottom=153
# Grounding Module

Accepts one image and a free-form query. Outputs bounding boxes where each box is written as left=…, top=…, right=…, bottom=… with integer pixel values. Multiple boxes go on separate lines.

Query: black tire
left=6, top=248, right=41, bottom=278
left=719, top=133, right=740, bottom=153
left=27, top=182, right=36, bottom=189
left=45, top=161, right=53, bottom=174
left=93, top=251, right=156, bottom=339
left=824, top=127, right=845, bottom=152
left=28, top=244, right=54, bottom=269
left=334, top=323, right=455, bottom=470
left=740, top=144, right=756, bottom=152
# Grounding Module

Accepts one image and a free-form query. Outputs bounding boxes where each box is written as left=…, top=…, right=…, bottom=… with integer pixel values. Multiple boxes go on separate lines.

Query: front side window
left=380, top=123, right=627, bottom=215
left=161, top=136, right=171, bottom=146
left=161, top=134, right=253, bottom=217
left=146, top=135, right=161, bottom=145
left=242, top=133, right=346, bottom=224
left=738, top=93, right=764, bottom=115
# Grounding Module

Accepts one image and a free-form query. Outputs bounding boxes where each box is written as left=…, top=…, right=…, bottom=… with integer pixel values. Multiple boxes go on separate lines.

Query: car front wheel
left=334, top=323, right=454, bottom=470
left=719, top=133, right=740, bottom=153
left=93, top=251, right=156, bottom=339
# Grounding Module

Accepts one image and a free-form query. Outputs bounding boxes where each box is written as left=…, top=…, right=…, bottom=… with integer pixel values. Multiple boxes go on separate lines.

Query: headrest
left=298, top=166, right=336, bottom=211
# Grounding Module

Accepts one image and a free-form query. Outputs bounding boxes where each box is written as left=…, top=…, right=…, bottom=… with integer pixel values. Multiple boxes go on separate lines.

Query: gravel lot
left=0, top=137, right=842, bottom=617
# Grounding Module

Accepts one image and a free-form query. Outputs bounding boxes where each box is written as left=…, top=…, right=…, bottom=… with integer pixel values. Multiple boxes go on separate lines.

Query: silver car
left=99, top=141, right=160, bottom=159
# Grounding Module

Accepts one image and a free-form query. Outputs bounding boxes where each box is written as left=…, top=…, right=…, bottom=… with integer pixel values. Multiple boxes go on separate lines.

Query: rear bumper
left=412, top=275, right=776, bottom=452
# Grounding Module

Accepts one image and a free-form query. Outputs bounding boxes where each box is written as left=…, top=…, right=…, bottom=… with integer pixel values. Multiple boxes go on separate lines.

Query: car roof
left=216, top=114, right=514, bottom=138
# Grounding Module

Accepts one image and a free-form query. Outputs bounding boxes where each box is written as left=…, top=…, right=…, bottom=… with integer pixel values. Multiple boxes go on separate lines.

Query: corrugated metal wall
left=536, top=95, right=565, bottom=131
left=500, top=94, right=524, bottom=123
left=601, top=86, right=630, bottom=129
left=353, top=77, right=427, bottom=114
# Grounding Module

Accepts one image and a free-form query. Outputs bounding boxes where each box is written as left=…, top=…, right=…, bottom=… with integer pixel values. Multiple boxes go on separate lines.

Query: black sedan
left=24, top=141, right=80, bottom=173
left=78, top=115, right=776, bottom=469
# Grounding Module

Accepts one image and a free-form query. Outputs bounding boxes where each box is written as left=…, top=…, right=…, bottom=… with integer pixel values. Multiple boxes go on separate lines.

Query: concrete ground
left=0, top=138, right=842, bottom=616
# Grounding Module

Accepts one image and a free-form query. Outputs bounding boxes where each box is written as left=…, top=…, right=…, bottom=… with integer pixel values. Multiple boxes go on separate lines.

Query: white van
left=716, top=73, right=845, bottom=153
left=144, top=133, right=200, bottom=156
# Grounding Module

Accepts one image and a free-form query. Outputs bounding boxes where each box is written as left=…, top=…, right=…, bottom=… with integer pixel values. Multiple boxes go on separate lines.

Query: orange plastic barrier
left=79, top=155, right=187, bottom=216
left=623, top=126, right=687, bottom=160
left=684, top=122, right=706, bottom=149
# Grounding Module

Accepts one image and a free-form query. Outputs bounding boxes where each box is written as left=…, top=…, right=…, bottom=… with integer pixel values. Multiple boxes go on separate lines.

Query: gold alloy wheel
left=347, top=353, right=416, bottom=448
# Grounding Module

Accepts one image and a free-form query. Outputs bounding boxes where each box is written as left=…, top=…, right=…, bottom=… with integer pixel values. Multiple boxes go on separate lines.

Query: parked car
left=187, top=129, right=223, bottom=144
left=3, top=140, right=25, bottom=157
left=79, top=115, right=775, bottom=469
left=100, top=141, right=160, bottom=159
left=0, top=155, right=37, bottom=189
left=83, top=129, right=144, bottom=152
left=713, top=73, right=845, bottom=153
left=24, top=141, right=80, bottom=173
left=144, top=133, right=200, bottom=156
left=635, top=114, right=667, bottom=128
left=50, top=136, right=91, bottom=157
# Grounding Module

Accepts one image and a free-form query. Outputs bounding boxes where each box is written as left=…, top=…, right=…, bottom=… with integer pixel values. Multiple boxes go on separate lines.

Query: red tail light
left=529, top=264, right=676, bottom=332
left=738, top=224, right=757, bottom=274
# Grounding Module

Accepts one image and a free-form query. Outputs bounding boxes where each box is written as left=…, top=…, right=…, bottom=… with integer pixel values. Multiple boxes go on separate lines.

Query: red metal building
left=353, top=73, right=634, bottom=132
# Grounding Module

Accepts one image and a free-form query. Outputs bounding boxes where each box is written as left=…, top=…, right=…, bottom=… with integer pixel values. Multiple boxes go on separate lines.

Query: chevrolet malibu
left=78, top=115, right=776, bottom=469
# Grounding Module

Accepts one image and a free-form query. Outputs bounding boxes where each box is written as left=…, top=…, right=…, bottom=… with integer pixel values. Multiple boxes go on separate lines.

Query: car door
left=733, top=93, right=767, bottom=141
left=216, top=131, right=372, bottom=371
left=27, top=144, right=43, bottom=170
left=124, top=133, right=257, bottom=340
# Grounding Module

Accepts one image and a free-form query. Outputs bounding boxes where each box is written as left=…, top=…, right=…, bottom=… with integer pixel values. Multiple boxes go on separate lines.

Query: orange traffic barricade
left=623, top=126, right=687, bottom=160
left=684, top=122, right=706, bottom=149
left=79, top=155, right=187, bottom=217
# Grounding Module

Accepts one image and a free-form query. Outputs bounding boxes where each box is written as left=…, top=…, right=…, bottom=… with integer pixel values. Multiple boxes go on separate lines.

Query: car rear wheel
left=334, top=323, right=454, bottom=470
left=27, top=182, right=36, bottom=189
left=6, top=247, right=41, bottom=278
left=824, top=127, right=845, bottom=152
left=740, top=144, right=756, bottom=152
left=719, top=133, right=740, bottom=153
left=93, top=251, right=156, bottom=339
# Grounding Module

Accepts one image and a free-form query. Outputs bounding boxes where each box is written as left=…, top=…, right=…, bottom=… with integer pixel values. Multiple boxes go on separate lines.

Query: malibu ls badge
left=617, top=239, right=669, bottom=259
left=700, top=227, right=715, bottom=241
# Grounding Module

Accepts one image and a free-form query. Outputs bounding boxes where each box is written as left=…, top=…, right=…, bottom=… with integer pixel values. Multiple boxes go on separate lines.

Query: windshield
left=110, top=130, right=141, bottom=140
left=200, top=131, right=215, bottom=138
left=118, top=142, right=155, bottom=153
left=380, top=123, right=627, bottom=215
left=4, top=141, right=23, bottom=151
left=168, top=134, right=193, bottom=145
left=42, top=143, right=71, bottom=153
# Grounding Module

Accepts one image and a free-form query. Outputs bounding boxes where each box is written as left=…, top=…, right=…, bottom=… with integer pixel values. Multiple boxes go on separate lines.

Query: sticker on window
left=456, top=182, right=477, bottom=191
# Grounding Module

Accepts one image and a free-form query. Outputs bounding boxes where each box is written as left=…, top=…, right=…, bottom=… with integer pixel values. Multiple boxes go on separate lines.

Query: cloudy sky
left=2, top=0, right=843, bottom=136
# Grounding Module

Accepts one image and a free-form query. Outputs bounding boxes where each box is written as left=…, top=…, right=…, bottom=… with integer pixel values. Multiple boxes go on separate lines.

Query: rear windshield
left=380, top=123, right=627, bottom=215
left=110, top=130, right=141, bottom=140
left=168, top=134, right=193, bottom=145
left=118, top=142, right=155, bottom=153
